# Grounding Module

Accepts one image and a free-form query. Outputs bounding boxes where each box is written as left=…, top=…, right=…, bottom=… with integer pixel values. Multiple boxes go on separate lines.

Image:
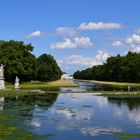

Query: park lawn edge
left=0, top=80, right=78, bottom=96
left=75, top=79, right=140, bottom=87
left=6, top=79, right=78, bottom=89
left=99, top=91, right=140, bottom=96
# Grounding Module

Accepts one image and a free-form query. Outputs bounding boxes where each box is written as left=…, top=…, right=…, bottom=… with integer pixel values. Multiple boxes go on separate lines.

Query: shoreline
left=75, top=79, right=140, bottom=87
left=5, top=80, right=78, bottom=89
left=1, top=79, right=140, bottom=97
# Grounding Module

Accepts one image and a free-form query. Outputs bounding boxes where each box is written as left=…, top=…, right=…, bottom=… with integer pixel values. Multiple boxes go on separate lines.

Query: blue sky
left=1, top=0, right=140, bottom=74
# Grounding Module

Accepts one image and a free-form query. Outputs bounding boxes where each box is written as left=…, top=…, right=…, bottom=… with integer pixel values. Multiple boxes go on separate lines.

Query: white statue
left=0, top=64, right=4, bottom=80
left=15, top=76, right=20, bottom=89
left=0, top=64, right=5, bottom=89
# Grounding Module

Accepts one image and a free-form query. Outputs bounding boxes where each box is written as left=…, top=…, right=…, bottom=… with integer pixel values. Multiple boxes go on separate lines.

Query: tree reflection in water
left=107, top=96, right=140, bottom=111
left=0, top=93, right=58, bottom=139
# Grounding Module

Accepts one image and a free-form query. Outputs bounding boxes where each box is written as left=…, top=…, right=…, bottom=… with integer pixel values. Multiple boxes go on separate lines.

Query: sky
left=0, top=0, right=140, bottom=74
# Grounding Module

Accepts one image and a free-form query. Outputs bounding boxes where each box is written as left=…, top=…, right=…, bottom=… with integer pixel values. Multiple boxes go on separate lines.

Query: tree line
left=73, top=52, right=140, bottom=83
left=0, top=40, right=62, bottom=83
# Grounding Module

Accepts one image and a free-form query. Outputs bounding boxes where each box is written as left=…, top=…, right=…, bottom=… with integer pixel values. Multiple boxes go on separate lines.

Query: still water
left=0, top=83, right=140, bottom=139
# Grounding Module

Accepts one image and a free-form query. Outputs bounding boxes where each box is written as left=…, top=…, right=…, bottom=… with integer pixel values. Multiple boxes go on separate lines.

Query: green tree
left=36, top=54, right=62, bottom=81
left=0, top=40, right=37, bottom=82
left=73, top=51, right=140, bottom=83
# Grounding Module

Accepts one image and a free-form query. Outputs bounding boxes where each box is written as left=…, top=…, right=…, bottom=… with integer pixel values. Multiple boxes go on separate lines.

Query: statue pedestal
left=0, top=80, right=5, bottom=89
left=15, top=82, right=19, bottom=89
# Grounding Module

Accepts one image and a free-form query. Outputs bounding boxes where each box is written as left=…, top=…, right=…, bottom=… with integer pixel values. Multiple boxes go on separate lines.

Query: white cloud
left=134, top=47, right=140, bottom=53
left=26, top=31, right=42, bottom=38
left=126, top=34, right=140, bottom=53
left=57, top=50, right=109, bottom=72
left=79, top=22, right=121, bottom=30
left=51, top=39, right=75, bottom=49
left=51, top=37, right=93, bottom=49
left=126, top=34, right=140, bottom=45
left=74, top=37, right=93, bottom=48
left=58, top=55, right=97, bottom=67
left=96, top=50, right=109, bottom=62
left=56, top=27, right=76, bottom=37
left=112, top=40, right=122, bottom=47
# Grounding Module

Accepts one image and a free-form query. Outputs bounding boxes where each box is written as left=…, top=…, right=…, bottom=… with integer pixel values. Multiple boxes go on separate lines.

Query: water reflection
left=81, top=127, right=122, bottom=136
left=60, top=80, right=102, bottom=93
left=0, top=93, right=140, bottom=139
left=108, top=97, right=140, bottom=111
left=0, top=97, right=4, bottom=110
left=0, top=94, right=58, bottom=139
left=108, top=96, right=140, bottom=126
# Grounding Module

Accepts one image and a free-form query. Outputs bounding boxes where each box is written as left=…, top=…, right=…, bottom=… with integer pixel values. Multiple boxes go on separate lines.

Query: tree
left=0, top=40, right=36, bottom=82
left=73, top=51, right=140, bottom=83
left=36, top=54, right=62, bottom=81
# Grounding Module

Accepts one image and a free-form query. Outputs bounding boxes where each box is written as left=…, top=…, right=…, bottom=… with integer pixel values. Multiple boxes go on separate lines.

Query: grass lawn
left=5, top=80, right=78, bottom=89
left=76, top=79, right=140, bottom=87
left=0, top=80, right=78, bottom=96
left=74, top=79, right=140, bottom=95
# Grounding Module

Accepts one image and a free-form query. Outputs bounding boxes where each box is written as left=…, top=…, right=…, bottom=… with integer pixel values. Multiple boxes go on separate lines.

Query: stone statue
left=0, top=64, right=5, bottom=89
left=15, top=76, right=20, bottom=89
left=0, top=64, right=4, bottom=80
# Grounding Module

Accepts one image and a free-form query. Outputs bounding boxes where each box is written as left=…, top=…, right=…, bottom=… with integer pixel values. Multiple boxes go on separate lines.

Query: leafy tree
left=36, top=54, right=62, bottom=81
left=0, top=40, right=36, bottom=82
left=73, top=51, right=140, bottom=83
left=0, top=40, right=62, bottom=82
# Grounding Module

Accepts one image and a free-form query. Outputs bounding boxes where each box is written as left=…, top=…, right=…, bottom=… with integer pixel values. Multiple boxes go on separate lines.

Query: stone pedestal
left=0, top=79, right=5, bottom=89
left=15, top=82, right=19, bottom=89
left=15, top=76, right=20, bottom=89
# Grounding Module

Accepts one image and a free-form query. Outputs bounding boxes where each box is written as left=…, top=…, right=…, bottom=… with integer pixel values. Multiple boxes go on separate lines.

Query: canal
left=0, top=81, right=140, bottom=139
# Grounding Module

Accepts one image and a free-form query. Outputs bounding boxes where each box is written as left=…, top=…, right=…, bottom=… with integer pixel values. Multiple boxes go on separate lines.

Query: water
left=0, top=82, right=140, bottom=139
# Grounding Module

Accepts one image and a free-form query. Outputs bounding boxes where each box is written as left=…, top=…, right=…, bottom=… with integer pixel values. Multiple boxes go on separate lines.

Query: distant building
left=61, top=72, right=73, bottom=80
left=61, top=72, right=69, bottom=80
left=68, top=75, right=73, bottom=79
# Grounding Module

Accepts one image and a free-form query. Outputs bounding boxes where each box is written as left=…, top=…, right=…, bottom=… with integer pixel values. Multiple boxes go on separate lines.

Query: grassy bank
left=6, top=80, right=78, bottom=89
left=76, top=79, right=140, bottom=87
left=0, top=89, right=48, bottom=97
left=75, top=79, right=140, bottom=93
left=99, top=91, right=140, bottom=96
left=0, top=80, right=78, bottom=96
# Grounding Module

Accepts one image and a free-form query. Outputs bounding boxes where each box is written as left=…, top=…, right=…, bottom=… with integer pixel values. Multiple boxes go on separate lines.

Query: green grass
left=99, top=91, right=140, bottom=97
left=6, top=80, right=78, bottom=89
left=0, top=89, right=58, bottom=97
left=114, top=133, right=140, bottom=140
left=76, top=79, right=140, bottom=87
left=0, top=80, right=78, bottom=96
left=0, top=114, right=53, bottom=139
left=76, top=79, right=140, bottom=91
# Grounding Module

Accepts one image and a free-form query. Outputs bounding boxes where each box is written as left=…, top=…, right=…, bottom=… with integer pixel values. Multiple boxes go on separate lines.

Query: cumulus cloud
left=26, top=31, right=42, bottom=38
left=79, top=22, right=121, bottom=30
left=133, top=46, right=140, bottom=53
left=112, top=40, right=122, bottom=47
left=51, top=39, right=75, bottom=49
left=96, top=50, right=109, bottom=62
left=51, top=37, right=93, bottom=49
left=126, top=34, right=140, bottom=53
left=57, top=50, right=109, bottom=72
left=126, top=34, right=140, bottom=45
left=56, top=27, right=77, bottom=37
left=74, top=37, right=93, bottom=47
left=58, top=55, right=97, bottom=67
